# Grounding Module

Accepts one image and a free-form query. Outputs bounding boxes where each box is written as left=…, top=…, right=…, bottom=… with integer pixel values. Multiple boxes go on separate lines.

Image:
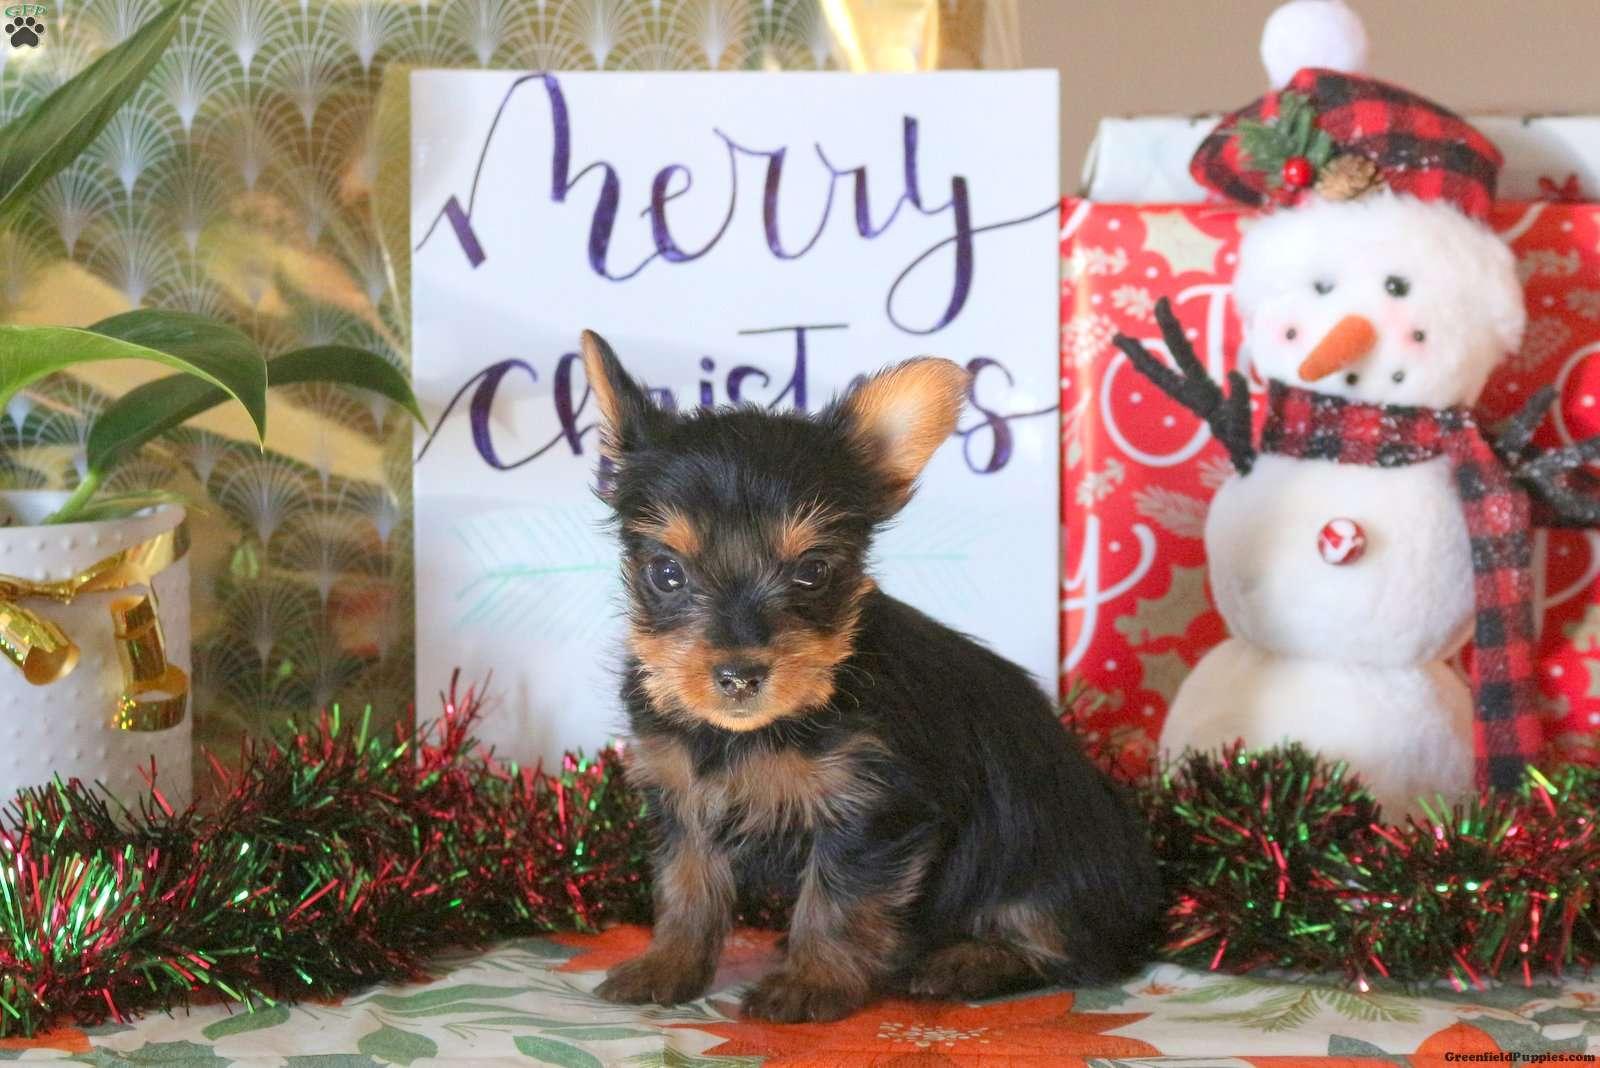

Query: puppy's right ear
left=580, top=330, right=653, bottom=462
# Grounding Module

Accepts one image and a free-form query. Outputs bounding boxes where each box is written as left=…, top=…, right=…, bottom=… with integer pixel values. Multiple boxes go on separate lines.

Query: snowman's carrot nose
left=1299, top=315, right=1378, bottom=381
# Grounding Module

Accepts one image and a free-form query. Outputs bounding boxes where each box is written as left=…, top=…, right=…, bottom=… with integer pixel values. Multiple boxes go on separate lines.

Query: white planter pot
left=0, top=491, right=192, bottom=809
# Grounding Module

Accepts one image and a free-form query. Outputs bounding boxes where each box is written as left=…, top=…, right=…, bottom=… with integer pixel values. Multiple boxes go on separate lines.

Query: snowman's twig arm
left=1493, top=386, right=1600, bottom=526
left=1113, top=332, right=1188, bottom=399
left=1495, top=386, right=1557, bottom=460
left=1112, top=298, right=1256, bottom=475
left=1517, top=437, right=1600, bottom=526
left=1221, top=369, right=1253, bottom=470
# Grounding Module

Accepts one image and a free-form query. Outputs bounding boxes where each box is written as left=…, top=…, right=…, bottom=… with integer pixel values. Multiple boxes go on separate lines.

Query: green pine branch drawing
left=452, top=507, right=614, bottom=640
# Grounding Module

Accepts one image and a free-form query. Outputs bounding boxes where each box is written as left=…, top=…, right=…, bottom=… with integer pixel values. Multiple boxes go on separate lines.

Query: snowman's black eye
left=1313, top=280, right=1335, bottom=296
left=1285, top=327, right=1298, bottom=340
left=1392, top=370, right=1407, bottom=384
left=1385, top=275, right=1410, bottom=297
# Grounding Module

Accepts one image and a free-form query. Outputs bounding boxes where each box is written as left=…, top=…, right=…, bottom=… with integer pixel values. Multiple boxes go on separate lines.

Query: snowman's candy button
left=1317, top=518, right=1366, bottom=565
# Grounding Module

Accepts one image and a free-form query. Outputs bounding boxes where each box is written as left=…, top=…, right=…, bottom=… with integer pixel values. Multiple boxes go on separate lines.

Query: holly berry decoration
left=1237, top=90, right=1334, bottom=192
left=1282, top=156, right=1314, bottom=189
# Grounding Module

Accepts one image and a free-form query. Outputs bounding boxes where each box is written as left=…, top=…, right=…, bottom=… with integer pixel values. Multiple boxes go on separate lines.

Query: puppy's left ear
left=837, top=357, right=969, bottom=512
left=580, top=330, right=654, bottom=462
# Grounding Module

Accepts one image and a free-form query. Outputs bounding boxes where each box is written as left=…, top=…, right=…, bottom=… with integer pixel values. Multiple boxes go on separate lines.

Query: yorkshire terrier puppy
left=581, top=331, right=1159, bottom=1023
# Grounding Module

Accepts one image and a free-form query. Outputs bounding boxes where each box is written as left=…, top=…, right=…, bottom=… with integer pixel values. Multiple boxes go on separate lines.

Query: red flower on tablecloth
left=0, top=1024, right=91, bottom=1053
left=550, top=924, right=653, bottom=972
left=551, top=924, right=783, bottom=989
left=687, top=990, right=1157, bottom=1067
left=1410, top=1020, right=1505, bottom=1067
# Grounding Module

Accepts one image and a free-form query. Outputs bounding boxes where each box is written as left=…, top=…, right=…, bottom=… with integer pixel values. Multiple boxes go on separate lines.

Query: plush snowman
left=1116, top=1, right=1600, bottom=815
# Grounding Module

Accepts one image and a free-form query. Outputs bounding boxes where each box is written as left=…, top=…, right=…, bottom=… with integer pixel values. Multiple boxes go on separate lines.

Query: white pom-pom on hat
left=1260, top=0, right=1368, bottom=88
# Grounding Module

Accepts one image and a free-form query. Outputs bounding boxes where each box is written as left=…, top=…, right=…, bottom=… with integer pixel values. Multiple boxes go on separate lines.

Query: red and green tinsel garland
left=1144, top=746, right=1600, bottom=992
left=0, top=678, right=652, bottom=1039
left=1, top=682, right=1598, bottom=1038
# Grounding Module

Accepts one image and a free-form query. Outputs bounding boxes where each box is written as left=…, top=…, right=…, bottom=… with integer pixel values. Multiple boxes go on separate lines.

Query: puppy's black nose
left=714, top=661, right=768, bottom=700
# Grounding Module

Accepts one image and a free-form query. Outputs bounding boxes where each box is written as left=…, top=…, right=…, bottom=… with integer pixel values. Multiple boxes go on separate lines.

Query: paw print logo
left=4, top=13, right=45, bottom=48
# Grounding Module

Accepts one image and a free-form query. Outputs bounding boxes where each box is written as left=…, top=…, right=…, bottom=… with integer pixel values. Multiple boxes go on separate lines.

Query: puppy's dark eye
left=1385, top=275, right=1410, bottom=297
left=646, top=555, right=686, bottom=593
left=792, top=557, right=830, bottom=591
left=1313, top=279, right=1335, bottom=296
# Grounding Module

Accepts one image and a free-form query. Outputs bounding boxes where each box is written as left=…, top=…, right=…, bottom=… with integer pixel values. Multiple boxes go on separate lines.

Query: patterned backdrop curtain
left=0, top=0, right=1016, bottom=772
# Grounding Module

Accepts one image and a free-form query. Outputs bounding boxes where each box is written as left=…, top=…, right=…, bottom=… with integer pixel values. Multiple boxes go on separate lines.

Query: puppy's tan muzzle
left=1298, top=315, right=1378, bottom=381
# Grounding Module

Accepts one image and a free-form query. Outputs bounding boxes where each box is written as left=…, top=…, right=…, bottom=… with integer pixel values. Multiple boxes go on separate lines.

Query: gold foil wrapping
left=0, top=523, right=191, bottom=731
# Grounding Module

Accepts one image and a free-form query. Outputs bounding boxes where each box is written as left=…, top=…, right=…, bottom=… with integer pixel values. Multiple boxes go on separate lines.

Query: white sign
left=412, top=70, right=1060, bottom=765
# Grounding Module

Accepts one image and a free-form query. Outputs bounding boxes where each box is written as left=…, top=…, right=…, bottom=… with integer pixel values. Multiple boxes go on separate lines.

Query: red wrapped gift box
left=1060, top=196, right=1600, bottom=772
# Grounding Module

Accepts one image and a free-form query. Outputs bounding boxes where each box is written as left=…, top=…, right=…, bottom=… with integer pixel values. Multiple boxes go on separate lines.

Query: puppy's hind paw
left=596, top=952, right=713, bottom=1006
left=904, top=941, right=1041, bottom=1001
left=741, top=969, right=866, bottom=1023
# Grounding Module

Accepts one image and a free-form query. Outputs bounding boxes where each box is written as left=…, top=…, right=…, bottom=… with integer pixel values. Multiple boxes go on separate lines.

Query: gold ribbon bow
left=0, top=522, right=190, bottom=731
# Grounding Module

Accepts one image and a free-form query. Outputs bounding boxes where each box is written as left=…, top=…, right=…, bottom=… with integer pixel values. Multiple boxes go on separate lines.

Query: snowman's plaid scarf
left=1259, top=379, right=1544, bottom=791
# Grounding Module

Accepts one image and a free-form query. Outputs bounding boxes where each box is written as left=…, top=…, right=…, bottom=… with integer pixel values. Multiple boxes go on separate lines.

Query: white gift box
left=1084, top=115, right=1600, bottom=202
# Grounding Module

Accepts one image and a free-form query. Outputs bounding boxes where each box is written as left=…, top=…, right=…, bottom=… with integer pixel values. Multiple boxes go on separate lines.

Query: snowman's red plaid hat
left=1192, top=67, right=1502, bottom=220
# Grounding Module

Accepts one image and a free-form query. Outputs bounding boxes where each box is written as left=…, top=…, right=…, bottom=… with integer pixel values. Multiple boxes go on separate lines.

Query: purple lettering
left=414, top=74, right=1054, bottom=338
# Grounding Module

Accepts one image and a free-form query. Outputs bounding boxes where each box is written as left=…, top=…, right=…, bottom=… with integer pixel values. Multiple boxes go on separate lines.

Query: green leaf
left=268, top=345, right=424, bottom=423
left=546, top=1026, right=658, bottom=1040
left=362, top=983, right=527, bottom=1012
left=513, top=1037, right=604, bottom=1068
left=626, top=1054, right=764, bottom=1068
left=1308, top=129, right=1335, bottom=168
left=1237, top=120, right=1291, bottom=178
left=64, top=490, right=195, bottom=524
left=1288, top=100, right=1311, bottom=147
left=0, top=0, right=194, bottom=218
left=1468, top=1016, right=1592, bottom=1055
left=1237, top=91, right=1330, bottom=187
left=201, top=1004, right=291, bottom=1039
left=1322, top=988, right=1419, bottom=1024
left=89, top=308, right=268, bottom=434
left=386, top=1001, right=546, bottom=1018
left=356, top=1024, right=438, bottom=1066
left=625, top=1054, right=760, bottom=1068
left=0, top=319, right=266, bottom=443
left=1169, top=977, right=1268, bottom=1004
left=70, top=1041, right=229, bottom=1067
left=85, top=343, right=421, bottom=477
left=1328, top=1035, right=1392, bottom=1057
left=1064, top=983, right=1136, bottom=1012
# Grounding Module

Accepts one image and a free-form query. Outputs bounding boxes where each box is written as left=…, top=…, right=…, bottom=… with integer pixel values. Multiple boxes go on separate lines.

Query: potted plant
left=0, top=0, right=422, bottom=807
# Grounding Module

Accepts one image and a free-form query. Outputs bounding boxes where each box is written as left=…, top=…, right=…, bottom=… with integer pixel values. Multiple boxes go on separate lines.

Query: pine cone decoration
left=1316, top=153, right=1382, bottom=201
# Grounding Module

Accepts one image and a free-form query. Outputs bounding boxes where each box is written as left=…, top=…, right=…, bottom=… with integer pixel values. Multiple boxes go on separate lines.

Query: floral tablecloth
left=7, top=926, right=1599, bottom=1065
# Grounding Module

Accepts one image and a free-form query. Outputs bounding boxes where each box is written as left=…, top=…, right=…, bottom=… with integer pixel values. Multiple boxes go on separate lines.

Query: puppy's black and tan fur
left=581, top=332, right=1159, bottom=1022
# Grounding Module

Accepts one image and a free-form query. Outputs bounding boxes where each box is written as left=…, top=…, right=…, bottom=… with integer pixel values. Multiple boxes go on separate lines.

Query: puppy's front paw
left=741, top=969, right=866, bottom=1023
left=596, top=952, right=713, bottom=1006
